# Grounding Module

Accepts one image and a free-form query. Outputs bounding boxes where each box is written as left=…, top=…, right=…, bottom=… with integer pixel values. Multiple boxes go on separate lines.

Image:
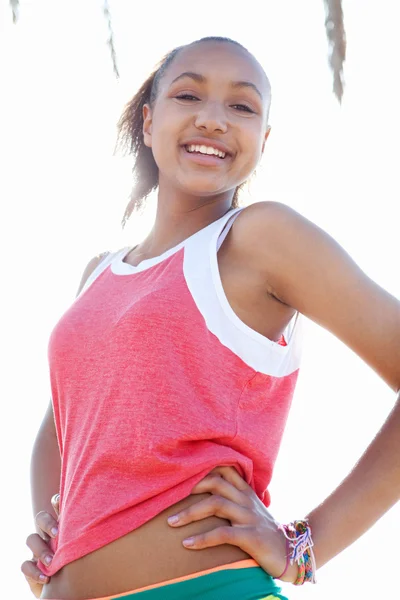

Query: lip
left=180, top=137, right=234, bottom=157
left=180, top=146, right=229, bottom=167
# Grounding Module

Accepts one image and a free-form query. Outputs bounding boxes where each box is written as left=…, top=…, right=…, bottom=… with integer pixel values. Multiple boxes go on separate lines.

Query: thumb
left=51, top=493, right=60, bottom=518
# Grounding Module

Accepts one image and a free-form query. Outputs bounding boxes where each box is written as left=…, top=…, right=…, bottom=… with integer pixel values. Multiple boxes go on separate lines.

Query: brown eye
left=175, top=94, right=200, bottom=101
left=231, top=104, right=255, bottom=113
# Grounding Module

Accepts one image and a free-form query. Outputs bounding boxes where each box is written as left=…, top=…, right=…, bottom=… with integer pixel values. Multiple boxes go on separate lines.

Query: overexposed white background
left=1, top=1, right=399, bottom=598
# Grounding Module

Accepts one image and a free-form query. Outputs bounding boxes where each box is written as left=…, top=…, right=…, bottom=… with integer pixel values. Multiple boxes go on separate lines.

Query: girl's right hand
left=21, top=493, right=60, bottom=598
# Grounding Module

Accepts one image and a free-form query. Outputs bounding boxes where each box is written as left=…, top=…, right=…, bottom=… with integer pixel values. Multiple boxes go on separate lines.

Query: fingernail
left=51, top=526, right=58, bottom=537
left=182, top=537, right=194, bottom=546
left=44, top=554, right=53, bottom=565
left=167, top=515, right=179, bottom=525
left=39, top=574, right=48, bottom=582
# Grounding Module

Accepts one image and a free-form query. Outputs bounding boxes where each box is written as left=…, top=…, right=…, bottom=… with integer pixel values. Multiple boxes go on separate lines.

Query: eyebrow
left=170, top=71, right=263, bottom=100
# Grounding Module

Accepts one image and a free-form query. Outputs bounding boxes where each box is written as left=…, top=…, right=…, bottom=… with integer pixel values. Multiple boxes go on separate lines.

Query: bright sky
left=1, top=1, right=399, bottom=598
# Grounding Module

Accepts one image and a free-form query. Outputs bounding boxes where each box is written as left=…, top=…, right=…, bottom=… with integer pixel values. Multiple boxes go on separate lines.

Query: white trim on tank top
left=183, top=207, right=303, bottom=377
left=76, top=210, right=240, bottom=295
left=110, top=209, right=240, bottom=276
left=76, top=206, right=303, bottom=376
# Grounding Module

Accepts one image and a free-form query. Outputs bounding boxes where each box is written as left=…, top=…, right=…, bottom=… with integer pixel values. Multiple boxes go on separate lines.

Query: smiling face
left=143, top=41, right=271, bottom=203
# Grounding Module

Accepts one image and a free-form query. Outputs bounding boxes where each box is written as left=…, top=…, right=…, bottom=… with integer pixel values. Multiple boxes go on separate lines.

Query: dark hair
left=115, top=36, right=269, bottom=229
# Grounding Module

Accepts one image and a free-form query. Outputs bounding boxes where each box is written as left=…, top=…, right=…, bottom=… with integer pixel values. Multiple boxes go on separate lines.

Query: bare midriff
left=40, top=491, right=252, bottom=600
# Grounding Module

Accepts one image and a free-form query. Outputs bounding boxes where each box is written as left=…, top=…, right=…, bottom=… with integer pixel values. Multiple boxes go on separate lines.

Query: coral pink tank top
left=38, top=207, right=303, bottom=576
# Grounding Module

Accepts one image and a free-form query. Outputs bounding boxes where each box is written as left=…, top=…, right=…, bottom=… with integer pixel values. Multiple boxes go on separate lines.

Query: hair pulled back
left=116, top=37, right=260, bottom=229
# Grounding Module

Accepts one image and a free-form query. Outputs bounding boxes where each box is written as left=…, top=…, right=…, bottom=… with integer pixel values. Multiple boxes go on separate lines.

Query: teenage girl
left=22, top=36, right=400, bottom=600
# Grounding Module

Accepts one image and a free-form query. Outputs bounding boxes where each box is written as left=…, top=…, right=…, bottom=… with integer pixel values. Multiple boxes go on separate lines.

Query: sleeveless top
left=37, top=206, right=304, bottom=576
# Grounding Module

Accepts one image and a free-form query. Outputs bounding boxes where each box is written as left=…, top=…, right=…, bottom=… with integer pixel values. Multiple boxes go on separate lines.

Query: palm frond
left=324, top=0, right=346, bottom=102
left=103, top=0, right=120, bottom=79
left=9, top=0, right=19, bottom=24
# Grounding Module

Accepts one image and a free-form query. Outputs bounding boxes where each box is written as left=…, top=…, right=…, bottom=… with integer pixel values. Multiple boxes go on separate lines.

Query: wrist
left=273, top=529, right=299, bottom=584
left=279, top=560, right=298, bottom=584
left=275, top=519, right=317, bottom=585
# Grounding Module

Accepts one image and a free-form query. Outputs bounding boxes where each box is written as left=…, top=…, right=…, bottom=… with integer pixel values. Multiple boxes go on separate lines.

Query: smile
left=181, top=145, right=230, bottom=167
left=184, top=144, right=226, bottom=159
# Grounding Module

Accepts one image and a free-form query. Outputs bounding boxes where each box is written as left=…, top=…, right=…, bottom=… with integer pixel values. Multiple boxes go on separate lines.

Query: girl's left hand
left=167, top=466, right=296, bottom=583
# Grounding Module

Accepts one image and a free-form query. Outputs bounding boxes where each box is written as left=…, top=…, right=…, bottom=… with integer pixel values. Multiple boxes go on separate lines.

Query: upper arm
left=237, top=202, right=400, bottom=392
left=75, top=251, right=110, bottom=297
left=40, top=397, right=58, bottom=439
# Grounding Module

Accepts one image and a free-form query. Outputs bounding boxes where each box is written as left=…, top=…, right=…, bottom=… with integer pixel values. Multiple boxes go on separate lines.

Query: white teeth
left=186, top=144, right=226, bottom=159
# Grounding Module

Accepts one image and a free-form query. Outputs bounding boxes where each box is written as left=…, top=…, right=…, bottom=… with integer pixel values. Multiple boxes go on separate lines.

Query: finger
left=209, top=466, right=252, bottom=492
left=24, top=575, right=47, bottom=600
left=21, top=559, right=50, bottom=585
left=191, top=472, right=251, bottom=506
left=35, top=510, right=59, bottom=540
left=51, top=493, right=60, bottom=517
left=26, top=533, right=54, bottom=566
left=168, top=495, right=254, bottom=528
left=182, top=524, right=252, bottom=551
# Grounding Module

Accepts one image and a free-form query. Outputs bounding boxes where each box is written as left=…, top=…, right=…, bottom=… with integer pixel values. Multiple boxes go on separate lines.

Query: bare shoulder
left=232, top=200, right=355, bottom=302
left=75, top=250, right=111, bottom=298
left=230, top=200, right=321, bottom=296
left=233, top=200, right=315, bottom=244
left=232, top=200, right=400, bottom=392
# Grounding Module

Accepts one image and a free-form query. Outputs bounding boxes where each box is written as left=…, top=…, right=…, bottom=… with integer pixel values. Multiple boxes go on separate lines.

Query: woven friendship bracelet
left=277, top=519, right=317, bottom=585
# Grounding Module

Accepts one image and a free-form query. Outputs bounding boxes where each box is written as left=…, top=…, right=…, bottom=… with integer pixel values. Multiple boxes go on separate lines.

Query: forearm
left=306, top=391, right=400, bottom=571
left=30, top=427, right=61, bottom=534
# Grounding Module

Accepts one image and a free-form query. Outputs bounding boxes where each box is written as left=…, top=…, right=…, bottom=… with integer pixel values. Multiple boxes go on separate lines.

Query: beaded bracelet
left=277, top=519, right=317, bottom=585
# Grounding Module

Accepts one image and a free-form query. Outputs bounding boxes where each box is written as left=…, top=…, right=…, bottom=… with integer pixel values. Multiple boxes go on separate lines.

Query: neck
left=141, top=182, right=235, bottom=255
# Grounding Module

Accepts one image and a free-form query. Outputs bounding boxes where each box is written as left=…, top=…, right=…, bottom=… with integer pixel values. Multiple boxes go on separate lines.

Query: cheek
left=237, top=118, right=263, bottom=152
left=149, top=117, right=180, bottom=169
left=239, top=130, right=264, bottom=171
left=149, top=134, right=174, bottom=171
left=247, top=125, right=265, bottom=156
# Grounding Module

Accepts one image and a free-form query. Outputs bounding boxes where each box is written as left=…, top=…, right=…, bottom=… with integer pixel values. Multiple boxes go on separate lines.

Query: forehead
left=161, top=41, right=269, bottom=96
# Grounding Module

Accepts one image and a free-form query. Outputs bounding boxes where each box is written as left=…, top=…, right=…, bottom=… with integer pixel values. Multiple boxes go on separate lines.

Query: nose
left=194, top=101, right=228, bottom=134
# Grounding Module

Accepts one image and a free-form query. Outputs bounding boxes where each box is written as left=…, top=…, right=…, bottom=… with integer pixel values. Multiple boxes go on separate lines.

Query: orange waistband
left=47, top=558, right=260, bottom=600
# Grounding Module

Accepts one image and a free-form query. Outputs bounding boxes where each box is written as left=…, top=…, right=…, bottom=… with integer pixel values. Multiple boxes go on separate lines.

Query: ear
left=143, top=104, right=153, bottom=148
left=261, top=125, right=271, bottom=155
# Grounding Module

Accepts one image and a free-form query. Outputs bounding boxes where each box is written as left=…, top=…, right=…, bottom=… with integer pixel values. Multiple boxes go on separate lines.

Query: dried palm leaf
left=9, top=0, right=19, bottom=23
left=324, top=0, right=346, bottom=102
left=103, top=0, right=120, bottom=79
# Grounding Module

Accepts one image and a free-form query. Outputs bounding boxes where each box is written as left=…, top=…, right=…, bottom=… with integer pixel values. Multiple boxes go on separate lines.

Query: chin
left=176, top=175, right=231, bottom=197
